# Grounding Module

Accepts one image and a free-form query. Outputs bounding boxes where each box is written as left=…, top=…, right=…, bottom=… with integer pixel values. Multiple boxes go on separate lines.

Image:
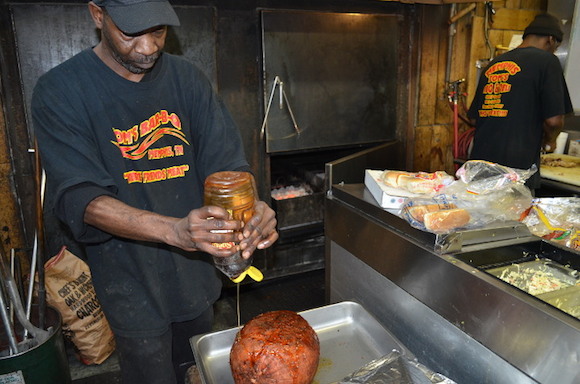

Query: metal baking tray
left=537, top=285, right=580, bottom=319
left=486, top=259, right=579, bottom=296
left=190, top=301, right=413, bottom=384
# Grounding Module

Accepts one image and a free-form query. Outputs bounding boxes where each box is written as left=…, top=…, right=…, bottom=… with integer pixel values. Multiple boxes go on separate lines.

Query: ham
left=230, top=310, right=320, bottom=384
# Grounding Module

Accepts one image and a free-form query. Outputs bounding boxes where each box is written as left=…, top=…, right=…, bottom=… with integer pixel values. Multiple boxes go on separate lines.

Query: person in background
left=31, top=1, right=278, bottom=383
left=468, top=13, right=573, bottom=191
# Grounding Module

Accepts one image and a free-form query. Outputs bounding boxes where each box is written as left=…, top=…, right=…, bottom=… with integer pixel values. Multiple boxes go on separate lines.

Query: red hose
left=448, top=96, right=475, bottom=162
left=453, top=102, right=459, bottom=160
left=457, top=127, right=475, bottom=160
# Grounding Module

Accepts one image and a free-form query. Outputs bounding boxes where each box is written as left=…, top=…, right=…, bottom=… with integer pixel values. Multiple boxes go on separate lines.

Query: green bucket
left=0, top=305, right=71, bottom=384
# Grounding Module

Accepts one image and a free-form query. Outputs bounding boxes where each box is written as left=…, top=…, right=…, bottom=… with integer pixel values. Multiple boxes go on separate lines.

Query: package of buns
left=402, top=198, right=471, bottom=234
left=423, top=208, right=471, bottom=233
left=405, top=203, right=457, bottom=223
left=380, top=170, right=454, bottom=195
left=381, top=171, right=414, bottom=188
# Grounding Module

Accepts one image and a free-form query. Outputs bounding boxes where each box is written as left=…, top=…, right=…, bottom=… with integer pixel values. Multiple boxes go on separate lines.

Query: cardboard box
left=364, top=170, right=414, bottom=209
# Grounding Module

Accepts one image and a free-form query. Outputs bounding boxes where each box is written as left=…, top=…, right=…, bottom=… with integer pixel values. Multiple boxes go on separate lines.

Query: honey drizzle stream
left=236, top=282, right=241, bottom=327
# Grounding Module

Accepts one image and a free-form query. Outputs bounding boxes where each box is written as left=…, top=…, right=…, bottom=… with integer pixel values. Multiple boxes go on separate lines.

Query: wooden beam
left=490, top=7, right=539, bottom=30
left=0, top=3, right=30, bottom=257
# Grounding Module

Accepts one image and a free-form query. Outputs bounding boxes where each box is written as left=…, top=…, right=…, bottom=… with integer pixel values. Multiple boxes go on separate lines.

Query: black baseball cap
left=92, top=0, right=180, bottom=34
left=523, top=13, right=563, bottom=42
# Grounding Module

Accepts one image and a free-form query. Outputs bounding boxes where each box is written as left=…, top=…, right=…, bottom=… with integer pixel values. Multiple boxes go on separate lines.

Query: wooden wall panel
left=521, top=0, right=547, bottom=10
left=431, top=124, right=452, bottom=171
left=433, top=19, right=452, bottom=125
left=503, top=0, right=546, bottom=9
left=0, top=2, right=35, bottom=265
left=414, top=5, right=458, bottom=173
left=414, top=124, right=453, bottom=171
left=451, top=11, right=471, bottom=83
left=0, top=99, right=26, bottom=255
left=415, top=3, right=475, bottom=174
left=492, top=7, right=538, bottom=30
left=417, top=6, right=443, bottom=127
left=466, top=15, right=487, bottom=115
left=413, top=125, right=433, bottom=171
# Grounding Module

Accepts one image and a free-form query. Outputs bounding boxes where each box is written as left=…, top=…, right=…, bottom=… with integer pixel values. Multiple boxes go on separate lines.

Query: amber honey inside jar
left=204, top=171, right=257, bottom=279
left=204, top=171, right=256, bottom=223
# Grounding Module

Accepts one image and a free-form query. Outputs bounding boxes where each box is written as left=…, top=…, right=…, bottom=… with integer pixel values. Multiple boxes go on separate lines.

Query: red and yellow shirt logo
left=111, top=110, right=191, bottom=184
left=477, top=61, right=521, bottom=118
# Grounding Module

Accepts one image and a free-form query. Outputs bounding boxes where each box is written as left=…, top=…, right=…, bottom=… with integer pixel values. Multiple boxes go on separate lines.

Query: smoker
left=256, top=9, right=406, bottom=278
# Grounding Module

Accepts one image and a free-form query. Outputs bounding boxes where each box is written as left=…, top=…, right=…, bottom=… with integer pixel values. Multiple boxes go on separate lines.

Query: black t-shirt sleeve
left=57, top=183, right=117, bottom=244
left=539, top=56, right=573, bottom=119
left=233, top=165, right=252, bottom=173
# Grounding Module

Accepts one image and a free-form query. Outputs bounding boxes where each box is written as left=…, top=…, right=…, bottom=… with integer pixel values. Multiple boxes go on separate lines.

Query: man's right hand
left=172, top=206, right=243, bottom=256
left=85, top=195, right=243, bottom=257
left=542, top=115, right=564, bottom=153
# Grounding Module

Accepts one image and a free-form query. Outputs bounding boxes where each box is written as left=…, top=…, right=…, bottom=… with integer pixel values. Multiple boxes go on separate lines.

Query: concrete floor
left=69, top=269, right=326, bottom=383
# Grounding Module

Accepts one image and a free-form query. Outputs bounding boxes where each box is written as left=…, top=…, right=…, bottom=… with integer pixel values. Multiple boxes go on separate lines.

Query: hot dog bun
left=424, top=208, right=470, bottom=232
left=381, top=171, right=415, bottom=188
left=381, top=170, right=454, bottom=194
left=406, top=203, right=457, bottom=223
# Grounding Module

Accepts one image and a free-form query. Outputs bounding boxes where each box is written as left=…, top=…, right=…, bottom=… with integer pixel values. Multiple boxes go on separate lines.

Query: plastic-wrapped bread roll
left=406, top=203, right=457, bottom=223
left=380, top=171, right=415, bottom=187
left=404, top=171, right=455, bottom=194
left=424, top=208, right=470, bottom=232
left=381, top=170, right=454, bottom=194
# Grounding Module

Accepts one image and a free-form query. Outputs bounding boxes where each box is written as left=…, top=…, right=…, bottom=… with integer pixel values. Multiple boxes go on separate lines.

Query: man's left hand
left=239, top=201, right=278, bottom=259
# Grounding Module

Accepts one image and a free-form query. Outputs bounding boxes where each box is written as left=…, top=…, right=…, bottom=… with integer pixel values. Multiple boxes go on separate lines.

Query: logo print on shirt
left=477, top=61, right=521, bottom=118
left=111, top=110, right=192, bottom=184
left=111, top=110, right=189, bottom=160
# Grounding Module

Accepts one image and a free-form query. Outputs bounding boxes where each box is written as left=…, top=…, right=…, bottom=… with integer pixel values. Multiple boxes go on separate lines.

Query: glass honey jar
left=204, top=171, right=256, bottom=278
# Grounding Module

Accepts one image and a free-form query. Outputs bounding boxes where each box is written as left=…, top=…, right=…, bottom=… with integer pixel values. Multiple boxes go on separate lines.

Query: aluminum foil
left=333, top=350, right=456, bottom=384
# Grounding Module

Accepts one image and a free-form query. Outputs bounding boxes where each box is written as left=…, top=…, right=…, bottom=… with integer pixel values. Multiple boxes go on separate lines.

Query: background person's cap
left=92, top=0, right=180, bottom=34
left=523, top=13, right=563, bottom=42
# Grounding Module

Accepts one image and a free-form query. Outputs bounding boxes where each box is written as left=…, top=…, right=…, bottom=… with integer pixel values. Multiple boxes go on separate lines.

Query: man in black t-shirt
left=468, top=13, right=573, bottom=190
left=32, top=1, right=279, bottom=383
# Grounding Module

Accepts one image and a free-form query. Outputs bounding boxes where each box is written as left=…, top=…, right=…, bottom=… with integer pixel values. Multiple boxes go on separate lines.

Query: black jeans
left=115, top=306, right=213, bottom=384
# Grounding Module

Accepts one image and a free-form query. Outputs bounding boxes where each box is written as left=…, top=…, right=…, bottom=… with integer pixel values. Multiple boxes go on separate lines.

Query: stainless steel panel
left=261, top=11, right=399, bottom=153
left=329, top=241, right=538, bottom=384
left=548, top=0, right=579, bottom=114
left=325, top=141, right=404, bottom=189
left=190, top=301, right=412, bottom=384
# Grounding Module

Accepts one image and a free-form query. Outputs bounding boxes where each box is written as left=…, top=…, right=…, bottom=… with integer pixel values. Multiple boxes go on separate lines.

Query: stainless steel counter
left=324, top=143, right=580, bottom=384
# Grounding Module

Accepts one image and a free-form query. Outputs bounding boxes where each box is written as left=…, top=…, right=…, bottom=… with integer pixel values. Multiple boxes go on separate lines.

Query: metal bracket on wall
left=259, top=76, right=301, bottom=140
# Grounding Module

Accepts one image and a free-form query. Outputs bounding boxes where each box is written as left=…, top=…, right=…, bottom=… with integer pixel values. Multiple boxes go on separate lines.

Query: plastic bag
left=401, top=161, right=534, bottom=234
left=333, top=350, right=456, bottom=384
left=45, top=247, right=116, bottom=364
left=520, top=198, right=580, bottom=251
left=401, top=195, right=468, bottom=234
left=454, top=160, right=536, bottom=195
left=380, top=170, right=455, bottom=195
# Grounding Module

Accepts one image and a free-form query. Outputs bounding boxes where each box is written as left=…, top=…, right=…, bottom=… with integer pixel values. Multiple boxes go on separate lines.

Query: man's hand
left=238, top=201, right=278, bottom=259
left=542, top=115, right=564, bottom=153
left=172, top=206, right=243, bottom=257
left=84, top=195, right=277, bottom=259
